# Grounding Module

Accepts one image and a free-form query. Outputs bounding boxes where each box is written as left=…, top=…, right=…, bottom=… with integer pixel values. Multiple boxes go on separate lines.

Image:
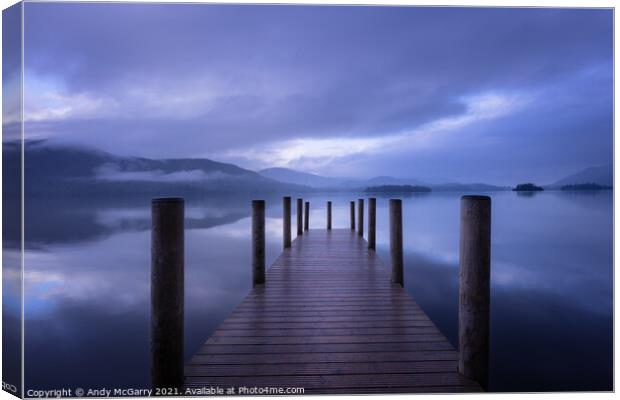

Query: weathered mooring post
left=327, top=201, right=332, bottom=230
left=252, top=200, right=266, bottom=287
left=350, top=201, right=355, bottom=230
left=151, top=197, right=184, bottom=390
left=304, top=201, right=310, bottom=231
left=368, top=197, right=376, bottom=250
left=389, top=199, right=404, bottom=286
left=296, top=198, right=303, bottom=236
left=283, top=196, right=291, bottom=249
left=458, top=195, right=491, bottom=390
left=358, top=199, right=364, bottom=237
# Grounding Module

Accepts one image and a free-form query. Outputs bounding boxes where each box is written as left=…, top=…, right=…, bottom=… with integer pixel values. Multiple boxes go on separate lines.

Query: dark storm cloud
left=22, top=3, right=612, bottom=183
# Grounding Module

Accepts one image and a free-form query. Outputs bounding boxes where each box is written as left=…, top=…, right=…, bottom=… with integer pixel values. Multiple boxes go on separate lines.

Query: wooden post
left=252, top=200, right=266, bottom=287
left=151, top=197, right=184, bottom=390
left=350, top=201, right=355, bottom=230
left=368, top=197, right=376, bottom=250
left=389, top=199, right=403, bottom=286
left=357, top=199, right=364, bottom=237
left=327, top=201, right=332, bottom=230
left=296, top=198, right=303, bottom=236
left=283, top=196, right=291, bottom=248
left=304, top=201, right=310, bottom=231
left=458, top=195, right=491, bottom=390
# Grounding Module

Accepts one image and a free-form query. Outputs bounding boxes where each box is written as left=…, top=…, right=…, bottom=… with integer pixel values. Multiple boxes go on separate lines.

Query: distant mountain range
left=261, top=165, right=614, bottom=191
left=259, top=167, right=509, bottom=192
left=547, top=164, right=613, bottom=188
left=3, top=141, right=309, bottom=196
left=3, top=141, right=612, bottom=195
left=259, top=167, right=429, bottom=189
left=258, top=167, right=349, bottom=188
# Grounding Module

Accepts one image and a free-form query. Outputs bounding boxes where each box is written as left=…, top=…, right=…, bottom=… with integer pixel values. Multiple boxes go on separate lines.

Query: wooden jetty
left=151, top=196, right=491, bottom=394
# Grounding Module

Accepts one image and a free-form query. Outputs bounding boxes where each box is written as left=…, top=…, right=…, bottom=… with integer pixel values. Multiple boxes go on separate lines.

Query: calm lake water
left=14, top=190, right=613, bottom=392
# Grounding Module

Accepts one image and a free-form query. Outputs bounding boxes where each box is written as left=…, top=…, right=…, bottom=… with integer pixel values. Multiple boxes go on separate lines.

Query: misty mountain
left=431, top=182, right=510, bottom=192
left=362, top=176, right=428, bottom=187
left=549, top=164, right=613, bottom=188
left=259, top=167, right=508, bottom=192
left=259, top=167, right=428, bottom=189
left=259, top=167, right=348, bottom=188
left=3, top=141, right=516, bottom=196
left=3, top=140, right=309, bottom=196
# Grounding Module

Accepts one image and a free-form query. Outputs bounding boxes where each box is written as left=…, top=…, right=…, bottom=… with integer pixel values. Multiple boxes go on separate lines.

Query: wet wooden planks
left=185, top=229, right=481, bottom=394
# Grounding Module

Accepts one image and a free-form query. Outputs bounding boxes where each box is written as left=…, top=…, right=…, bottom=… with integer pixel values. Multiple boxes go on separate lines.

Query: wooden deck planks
left=186, top=229, right=481, bottom=393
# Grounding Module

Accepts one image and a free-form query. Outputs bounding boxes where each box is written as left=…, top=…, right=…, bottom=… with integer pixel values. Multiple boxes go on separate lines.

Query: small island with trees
left=512, top=183, right=544, bottom=192
left=364, top=185, right=432, bottom=193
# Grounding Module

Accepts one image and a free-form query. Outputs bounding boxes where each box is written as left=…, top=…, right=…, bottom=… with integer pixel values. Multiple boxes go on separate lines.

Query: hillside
left=549, top=164, right=612, bottom=188
left=259, top=167, right=509, bottom=192
left=3, top=140, right=309, bottom=195
left=365, top=185, right=432, bottom=193
left=259, top=167, right=428, bottom=189
left=259, top=167, right=347, bottom=188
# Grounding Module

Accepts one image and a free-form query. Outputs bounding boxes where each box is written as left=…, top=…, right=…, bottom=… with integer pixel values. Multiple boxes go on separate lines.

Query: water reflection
left=21, top=191, right=612, bottom=392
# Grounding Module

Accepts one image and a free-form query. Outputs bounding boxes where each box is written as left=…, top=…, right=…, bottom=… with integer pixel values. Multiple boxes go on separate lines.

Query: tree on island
left=512, top=183, right=544, bottom=191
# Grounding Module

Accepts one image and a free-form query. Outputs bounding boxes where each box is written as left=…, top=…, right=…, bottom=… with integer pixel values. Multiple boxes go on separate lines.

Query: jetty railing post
left=252, top=200, right=266, bottom=287
left=368, top=197, right=376, bottom=250
left=350, top=201, right=355, bottom=230
left=358, top=199, right=364, bottom=237
left=304, top=201, right=310, bottom=231
left=389, top=199, right=404, bottom=286
left=327, top=201, right=332, bottom=230
left=296, top=198, right=303, bottom=236
left=151, top=197, right=184, bottom=390
left=458, top=195, right=491, bottom=390
left=283, top=196, right=291, bottom=248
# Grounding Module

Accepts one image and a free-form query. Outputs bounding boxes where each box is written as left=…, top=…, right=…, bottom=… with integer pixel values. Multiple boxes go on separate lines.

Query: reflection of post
left=252, top=200, right=266, bottom=287
left=304, top=201, right=310, bottom=231
left=368, top=198, right=376, bottom=250
left=389, top=199, right=403, bottom=286
left=458, top=195, right=491, bottom=390
left=327, top=201, right=332, bottom=230
left=358, top=199, right=364, bottom=237
left=283, top=197, right=291, bottom=249
left=296, top=198, right=303, bottom=236
left=151, top=198, right=184, bottom=390
left=350, top=201, right=355, bottom=230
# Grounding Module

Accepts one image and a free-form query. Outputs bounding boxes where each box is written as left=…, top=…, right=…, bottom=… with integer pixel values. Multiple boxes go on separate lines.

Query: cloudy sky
left=14, top=3, right=614, bottom=184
